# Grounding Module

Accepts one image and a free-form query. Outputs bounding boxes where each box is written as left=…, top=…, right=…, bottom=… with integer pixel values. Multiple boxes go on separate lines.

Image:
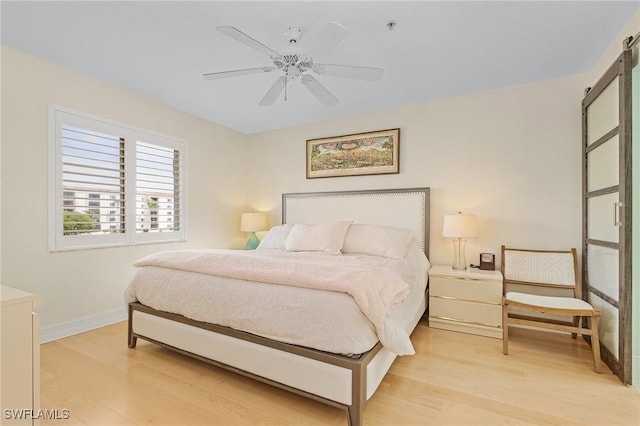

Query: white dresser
left=428, top=265, right=503, bottom=339
left=1, top=286, right=40, bottom=425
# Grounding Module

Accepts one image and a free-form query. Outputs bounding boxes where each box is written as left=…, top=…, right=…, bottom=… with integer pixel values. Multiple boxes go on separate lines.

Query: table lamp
left=442, top=211, right=477, bottom=270
left=241, top=212, right=267, bottom=250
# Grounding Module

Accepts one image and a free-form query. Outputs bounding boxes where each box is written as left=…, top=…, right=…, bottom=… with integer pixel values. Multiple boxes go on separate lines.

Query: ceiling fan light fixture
left=287, top=67, right=300, bottom=78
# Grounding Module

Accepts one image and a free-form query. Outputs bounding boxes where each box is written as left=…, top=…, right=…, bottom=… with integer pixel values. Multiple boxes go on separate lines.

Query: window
left=49, top=106, right=186, bottom=250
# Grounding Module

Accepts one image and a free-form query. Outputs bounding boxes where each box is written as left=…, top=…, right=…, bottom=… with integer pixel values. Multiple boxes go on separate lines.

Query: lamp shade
left=443, top=213, right=477, bottom=238
left=240, top=212, right=267, bottom=232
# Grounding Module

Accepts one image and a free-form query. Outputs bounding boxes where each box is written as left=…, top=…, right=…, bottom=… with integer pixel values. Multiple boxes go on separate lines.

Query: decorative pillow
left=342, top=223, right=416, bottom=259
left=256, top=224, right=294, bottom=250
left=284, top=221, right=352, bottom=255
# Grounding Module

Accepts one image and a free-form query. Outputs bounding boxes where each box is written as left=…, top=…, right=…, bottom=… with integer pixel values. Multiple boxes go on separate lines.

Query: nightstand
left=428, top=265, right=503, bottom=339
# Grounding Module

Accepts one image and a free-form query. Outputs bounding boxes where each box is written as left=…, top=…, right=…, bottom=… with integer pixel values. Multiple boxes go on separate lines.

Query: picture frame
left=306, top=128, right=400, bottom=179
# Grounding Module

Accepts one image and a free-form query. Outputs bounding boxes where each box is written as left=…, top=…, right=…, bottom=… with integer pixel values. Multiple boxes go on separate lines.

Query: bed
left=126, top=187, right=430, bottom=426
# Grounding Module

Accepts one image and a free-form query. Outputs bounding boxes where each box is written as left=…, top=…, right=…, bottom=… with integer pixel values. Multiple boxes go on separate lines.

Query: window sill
left=49, top=238, right=187, bottom=253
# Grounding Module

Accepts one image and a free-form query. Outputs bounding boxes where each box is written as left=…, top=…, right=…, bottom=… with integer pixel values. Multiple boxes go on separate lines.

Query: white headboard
left=282, top=188, right=430, bottom=257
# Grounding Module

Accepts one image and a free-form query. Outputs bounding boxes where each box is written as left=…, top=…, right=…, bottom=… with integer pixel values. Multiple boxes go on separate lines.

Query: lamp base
left=451, top=238, right=467, bottom=270
left=245, top=232, right=260, bottom=250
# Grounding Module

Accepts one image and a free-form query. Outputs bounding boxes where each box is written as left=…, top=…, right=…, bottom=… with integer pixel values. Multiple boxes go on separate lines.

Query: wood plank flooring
left=39, top=320, right=639, bottom=425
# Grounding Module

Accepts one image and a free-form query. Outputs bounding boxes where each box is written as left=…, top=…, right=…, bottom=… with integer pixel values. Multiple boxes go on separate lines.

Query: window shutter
left=61, top=125, right=126, bottom=235
left=135, top=140, right=181, bottom=234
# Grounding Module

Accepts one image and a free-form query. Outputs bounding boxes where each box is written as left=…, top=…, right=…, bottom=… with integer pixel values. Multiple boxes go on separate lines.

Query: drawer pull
left=431, top=295, right=501, bottom=305
left=432, top=275, right=501, bottom=283
left=430, top=315, right=502, bottom=328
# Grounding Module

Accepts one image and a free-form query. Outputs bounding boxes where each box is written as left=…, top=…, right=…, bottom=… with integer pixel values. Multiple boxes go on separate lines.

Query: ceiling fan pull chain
left=284, top=77, right=288, bottom=101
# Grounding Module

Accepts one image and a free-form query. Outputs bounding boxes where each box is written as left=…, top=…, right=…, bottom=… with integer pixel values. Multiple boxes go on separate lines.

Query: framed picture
left=306, top=128, right=400, bottom=179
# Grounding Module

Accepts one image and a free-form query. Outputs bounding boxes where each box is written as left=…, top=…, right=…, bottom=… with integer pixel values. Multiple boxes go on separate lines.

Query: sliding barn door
left=582, top=49, right=632, bottom=384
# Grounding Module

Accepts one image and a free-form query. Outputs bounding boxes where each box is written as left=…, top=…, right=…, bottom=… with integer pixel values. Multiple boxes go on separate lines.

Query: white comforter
left=126, top=248, right=428, bottom=355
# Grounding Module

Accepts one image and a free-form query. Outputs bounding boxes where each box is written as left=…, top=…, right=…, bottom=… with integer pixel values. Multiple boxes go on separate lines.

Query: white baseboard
left=40, top=307, right=127, bottom=343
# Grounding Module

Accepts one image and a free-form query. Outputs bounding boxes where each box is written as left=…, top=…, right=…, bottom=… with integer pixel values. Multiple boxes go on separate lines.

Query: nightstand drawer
left=430, top=276, right=502, bottom=304
left=429, top=297, right=502, bottom=328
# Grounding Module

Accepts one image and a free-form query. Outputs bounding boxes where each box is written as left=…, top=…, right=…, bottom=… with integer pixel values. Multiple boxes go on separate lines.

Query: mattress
left=126, top=243, right=429, bottom=355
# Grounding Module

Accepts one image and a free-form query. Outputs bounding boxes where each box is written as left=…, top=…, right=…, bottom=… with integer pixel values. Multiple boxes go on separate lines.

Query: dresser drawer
left=430, top=276, right=502, bottom=304
left=429, top=297, right=502, bottom=328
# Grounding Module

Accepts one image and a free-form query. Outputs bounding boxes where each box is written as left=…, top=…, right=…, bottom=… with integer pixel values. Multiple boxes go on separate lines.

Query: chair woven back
left=502, top=248, right=577, bottom=288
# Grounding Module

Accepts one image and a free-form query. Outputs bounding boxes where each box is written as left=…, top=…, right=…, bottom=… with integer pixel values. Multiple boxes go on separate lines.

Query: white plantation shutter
left=135, top=140, right=181, bottom=234
left=61, top=125, right=125, bottom=235
left=50, top=106, right=186, bottom=250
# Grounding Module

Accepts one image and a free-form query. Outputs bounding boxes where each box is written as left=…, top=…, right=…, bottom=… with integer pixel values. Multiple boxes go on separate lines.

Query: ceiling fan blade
left=301, top=75, right=338, bottom=106
left=217, top=26, right=278, bottom=57
left=303, top=21, right=351, bottom=55
left=312, top=64, right=383, bottom=81
left=203, top=66, right=275, bottom=80
left=259, top=76, right=287, bottom=106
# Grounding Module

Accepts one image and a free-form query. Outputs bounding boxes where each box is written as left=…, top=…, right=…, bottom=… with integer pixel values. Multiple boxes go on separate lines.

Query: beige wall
left=246, top=74, right=586, bottom=268
left=1, top=46, right=248, bottom=337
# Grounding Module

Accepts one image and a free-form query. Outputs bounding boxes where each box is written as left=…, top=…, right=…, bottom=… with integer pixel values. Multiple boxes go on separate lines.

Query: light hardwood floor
left=40, top=320, right=639, bottom=425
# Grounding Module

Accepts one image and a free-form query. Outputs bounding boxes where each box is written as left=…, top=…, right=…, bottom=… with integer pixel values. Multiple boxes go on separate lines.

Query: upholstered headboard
left=282, top=188, right=430, bottom=258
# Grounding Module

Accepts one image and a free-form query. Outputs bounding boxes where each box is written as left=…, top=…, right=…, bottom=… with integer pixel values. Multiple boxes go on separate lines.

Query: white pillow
left=342, top=223, right=416, bottom=259
left=284, top=221, right=352, bottom=255
left=256, top=224, right=294, bottom=250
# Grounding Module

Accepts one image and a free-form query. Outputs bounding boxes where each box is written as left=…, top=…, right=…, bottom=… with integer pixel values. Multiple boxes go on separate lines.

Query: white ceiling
left=2, top=1, right=638, bottom=134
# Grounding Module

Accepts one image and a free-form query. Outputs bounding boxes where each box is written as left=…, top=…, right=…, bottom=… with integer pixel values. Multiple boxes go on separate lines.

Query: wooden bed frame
left=128, top=187, right=430, bottom=426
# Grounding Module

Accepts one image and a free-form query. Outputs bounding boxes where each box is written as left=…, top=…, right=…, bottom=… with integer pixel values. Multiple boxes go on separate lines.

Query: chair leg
left=502, top=302, right=509, bottom=355
left=590, top=315, right=602, bottom=374
left=571, top=316, right=580, bottom=339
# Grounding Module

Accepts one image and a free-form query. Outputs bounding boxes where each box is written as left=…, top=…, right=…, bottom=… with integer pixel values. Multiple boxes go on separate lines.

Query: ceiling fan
left=203, top=22, right=384, bottom=106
